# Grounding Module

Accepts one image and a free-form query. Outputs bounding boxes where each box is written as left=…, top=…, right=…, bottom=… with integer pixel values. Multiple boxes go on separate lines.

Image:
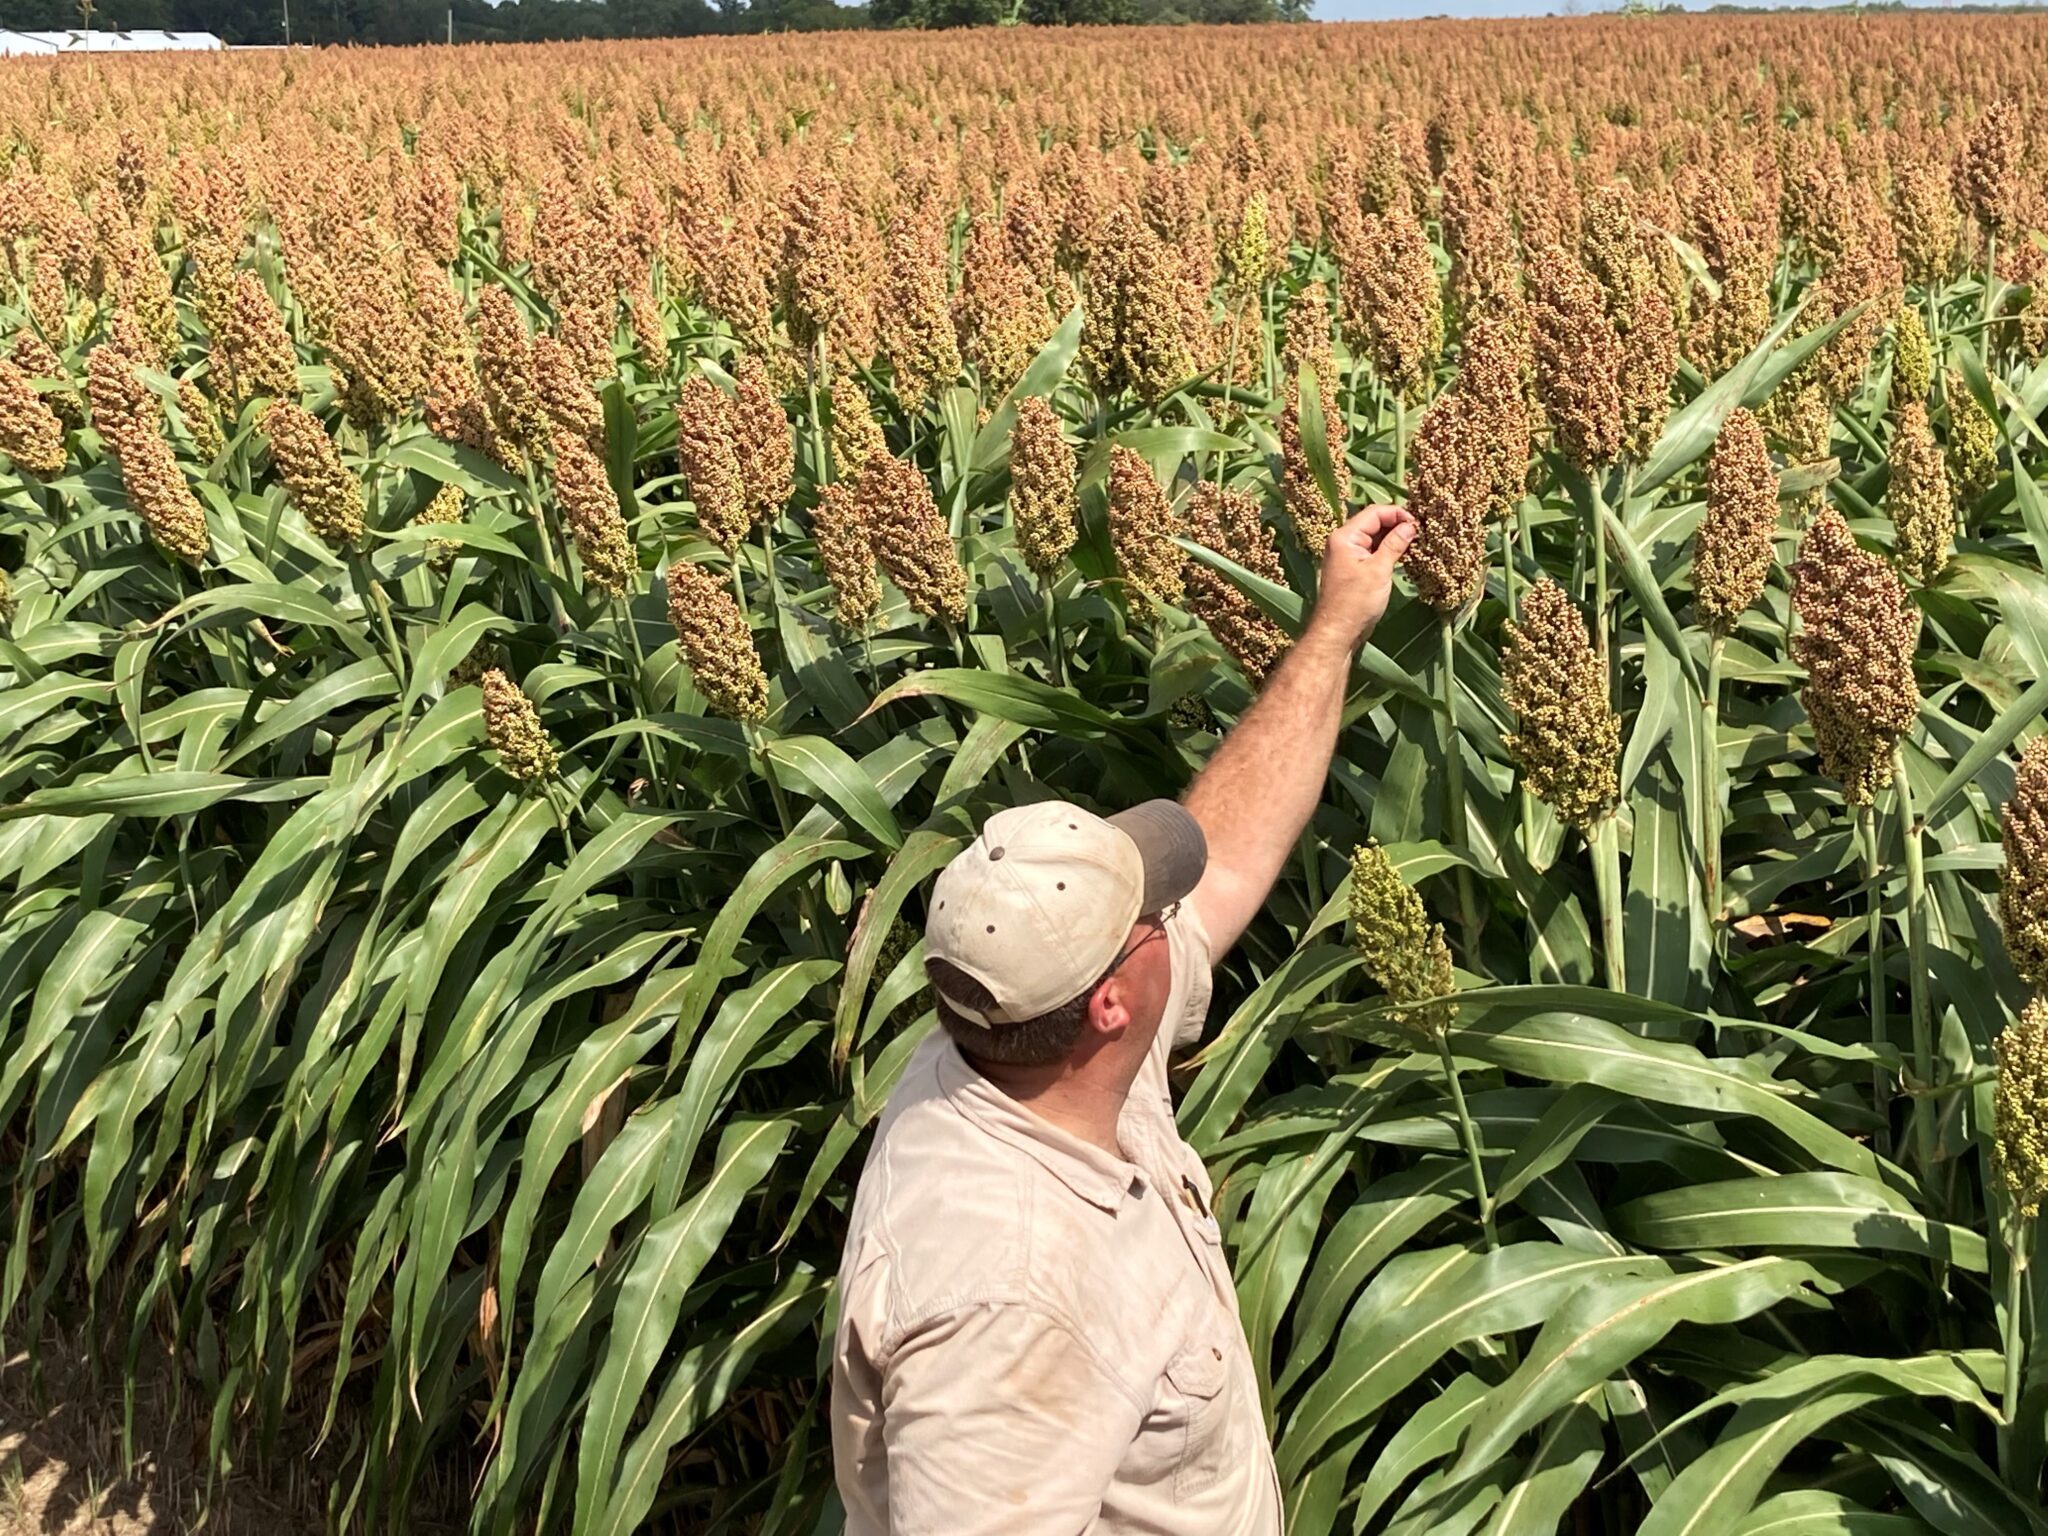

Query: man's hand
left=1307, top=504, right=1417, bottom=649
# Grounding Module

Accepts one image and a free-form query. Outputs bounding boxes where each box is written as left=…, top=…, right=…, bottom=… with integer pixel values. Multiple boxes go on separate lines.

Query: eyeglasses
left=1095, top=900, right=1179, bottom=991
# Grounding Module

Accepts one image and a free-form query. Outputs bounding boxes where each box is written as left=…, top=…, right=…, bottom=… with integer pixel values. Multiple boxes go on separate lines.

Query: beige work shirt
left=830, top=906, right=1283, bottom=1535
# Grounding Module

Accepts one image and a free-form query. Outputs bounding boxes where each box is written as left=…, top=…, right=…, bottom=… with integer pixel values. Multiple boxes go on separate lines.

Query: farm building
left=0, top=28, right=223, bottom=55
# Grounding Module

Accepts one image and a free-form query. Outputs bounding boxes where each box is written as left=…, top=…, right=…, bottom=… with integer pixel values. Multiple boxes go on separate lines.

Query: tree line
left=0, top=0, right=1309, bottom=45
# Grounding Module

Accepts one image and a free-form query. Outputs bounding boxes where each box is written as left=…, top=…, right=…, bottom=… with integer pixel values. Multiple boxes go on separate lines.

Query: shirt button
left=1211, top=1346, right=1222, bottom=1360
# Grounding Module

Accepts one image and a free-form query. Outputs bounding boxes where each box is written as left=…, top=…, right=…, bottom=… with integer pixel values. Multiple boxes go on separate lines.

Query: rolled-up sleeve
left=882, top=1302, right=1147, bottom=1534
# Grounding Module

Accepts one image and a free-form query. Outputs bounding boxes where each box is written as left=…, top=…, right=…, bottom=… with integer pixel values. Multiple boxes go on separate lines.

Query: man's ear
left=1087, top=976, right=1130, bottom=1039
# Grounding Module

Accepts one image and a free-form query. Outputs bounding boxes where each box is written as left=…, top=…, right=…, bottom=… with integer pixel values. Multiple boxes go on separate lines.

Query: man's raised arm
left=1182, top=504, right=1416, bottom=956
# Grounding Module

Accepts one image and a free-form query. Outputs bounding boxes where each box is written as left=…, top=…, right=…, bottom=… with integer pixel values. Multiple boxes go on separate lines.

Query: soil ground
left=0, top=1328, right=466, bottom=1535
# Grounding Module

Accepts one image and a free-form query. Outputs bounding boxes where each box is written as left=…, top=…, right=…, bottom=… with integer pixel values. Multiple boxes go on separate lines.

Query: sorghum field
left=6, top=12, right=2048, bottom=1532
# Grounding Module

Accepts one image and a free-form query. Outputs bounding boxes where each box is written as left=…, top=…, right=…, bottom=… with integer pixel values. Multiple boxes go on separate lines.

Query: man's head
left=924, top=800, right=1207, bottom=1069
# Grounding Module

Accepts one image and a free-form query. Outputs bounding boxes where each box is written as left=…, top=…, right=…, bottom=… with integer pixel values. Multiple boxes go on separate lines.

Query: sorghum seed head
left=1960, top=100, right=2025, bottom=242
left=813, top=478, right=882, bottom=629
left=1007, top=395, right=1078, bottom=582
left=1891, top=156, right=1961, bottom=288
left=665, top=558, right=770, bottom=722
left=552, top=430, right=636, bottom=598
left=325, top=260, right=426, bottom=428
left=731, top=354, right=794, bottom=529
left=879, top=218, right=960, bottom=408
left=1332, top=202, right=1443, bottom=406
left=213, top=270, right=298, bottom=404
left=416, top=482, right=466, bottom=569
left=1993, top=998, right=2048, bottom=1221
left=779, top=171, right=876, bottom=363
left=1106, top=445, right=1185, bottom=616
left=675, top=375, right=749, bottom=553
left=955, top=220, right=1053, bottom=400
left=1694, top=408, right=1779, bottom=634
left=10, top=333, right=80, bottom=428
left=860, top=452, right=969, bottom=625
left=1892, top=306, right=1933, bottom=409
left=86, top=345, right=208, bottom=563
left=1459, top=318, right=1532, bottom=521
left=1791, top=508, right=1920, bottom=805
left=2000, top=737, right=2048, bottom=989
left=1946, top=376, right=2000, bottom=503
left=829, top=376, right=887, bottom=480
left=1528, top=245, right=1626, bottom=472
left=1080, top=203, right=1198, bottom=406
left=1184, top=482, right=1290, bottom=683
left=1405, top=391, right=1490, bottom=614
left=1223, top=192, right=1271, bottom=303
left=263, top=401, right=365, bottom=548
left=1347, top=840, right=1456, bottom=1039
left=481, top=668, right=559, bottom=786
left=1502, top=577, right=1622, bottom=832
left=1280, top=281, right=1346, bottom=556
left=1617, top=283, right=1678, bottom=463
left=0, top=356, right=67, bottom=478
left=475, top=284, right=547, bottom=458
left=532, top=333, right=603, bottom=449
left=174, top=378, right=223, bottom=464
left=1887, top=402, right=1955, bottom=586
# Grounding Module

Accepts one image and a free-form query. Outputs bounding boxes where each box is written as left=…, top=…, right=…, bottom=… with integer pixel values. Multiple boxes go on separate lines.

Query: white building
left=0, top=29, right=224, bottom=56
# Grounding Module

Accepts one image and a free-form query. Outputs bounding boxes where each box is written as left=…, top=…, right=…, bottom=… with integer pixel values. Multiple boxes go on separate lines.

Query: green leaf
left=1636, top=307, right=1803, bottom=496
left=665, top=830, right=866, bottom=1072
left=1917, top=672, right=2048, bottom=825
left=1178, top=538, right=1306, bottom=630
left=595, top=1269, right=828, bottom=1536
left=1076, top=425, right=1248, bottom=488
left=406, top=604, right=519, bottom=714
left=1442, top=1011, right=1879, bottom=1180
left=1639, top=1355, right=1997, bottom=1536
left=1279, top=1244, right=1660, bottom=1483
left=384, top=433, right=524, bottom=495
left=0, top=770, right=325, bottom=821
left=1733, top=1491, right=1929, bottom=1536
left=666, top=962, right=834, bottom=1185
left=572, top=1117, right=793, bottom=1536
left=760, top=733, right=903, bottom=850
left=861, top=667, right=1124, bottom=737
left=1611, top=1173, right=1989, bottom=1271
left=1297, top=361, right=1345, bottom=515
left=1453, top=1257, right=1827, bottom=1478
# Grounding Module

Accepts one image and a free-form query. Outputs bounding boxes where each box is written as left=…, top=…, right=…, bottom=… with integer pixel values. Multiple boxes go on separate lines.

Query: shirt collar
left=935, top=1038, right=1145, bottom=1214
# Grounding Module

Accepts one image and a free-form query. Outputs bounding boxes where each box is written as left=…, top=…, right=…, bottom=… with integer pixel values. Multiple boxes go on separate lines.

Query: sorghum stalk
left=1993, top=998, right=2046, bottom=1466
left=1862, top=803, right=1891, bottom=1159
left=1440, top=618, right=1481, bottom=950
left=1393, top=396, right=1407, bottom=491
left=1700, top=634, right=1726, bottom=925
left=1592, top=816, right=1625, bottom=993
left=1436, top=1029, right=1498, bottom=1251
left=1589, top=473, right=1611, bottom=684
left=1985, top=234, right=2000, bottom=361
left=1895, top=742, right=1937, bottom=1179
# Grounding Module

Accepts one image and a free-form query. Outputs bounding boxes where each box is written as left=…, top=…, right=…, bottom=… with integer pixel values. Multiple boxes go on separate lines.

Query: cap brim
left=1106, top=799, right=1208, bottom=915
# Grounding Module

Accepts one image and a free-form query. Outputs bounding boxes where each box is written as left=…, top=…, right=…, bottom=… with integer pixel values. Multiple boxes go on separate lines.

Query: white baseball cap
left=925, top=799, right=1208, bottom=1027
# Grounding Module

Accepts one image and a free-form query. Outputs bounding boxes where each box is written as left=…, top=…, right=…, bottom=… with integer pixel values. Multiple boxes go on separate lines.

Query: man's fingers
left=1338, top=503, right=1404, bottom=547
left=1371, top=520, right=1419, bottom=567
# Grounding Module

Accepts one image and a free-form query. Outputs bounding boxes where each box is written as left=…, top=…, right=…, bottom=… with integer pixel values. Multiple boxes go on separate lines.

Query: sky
left=1312, top=0, right=1956, bottom=16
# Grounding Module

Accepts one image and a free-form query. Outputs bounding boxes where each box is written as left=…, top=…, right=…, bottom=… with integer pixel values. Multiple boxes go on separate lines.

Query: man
left=830, top=503, right=1419, bottom=1533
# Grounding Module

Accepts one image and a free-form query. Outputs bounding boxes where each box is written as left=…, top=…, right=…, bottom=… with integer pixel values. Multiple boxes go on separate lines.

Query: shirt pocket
left=1163, top=1333, right=1231, bottom=1498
